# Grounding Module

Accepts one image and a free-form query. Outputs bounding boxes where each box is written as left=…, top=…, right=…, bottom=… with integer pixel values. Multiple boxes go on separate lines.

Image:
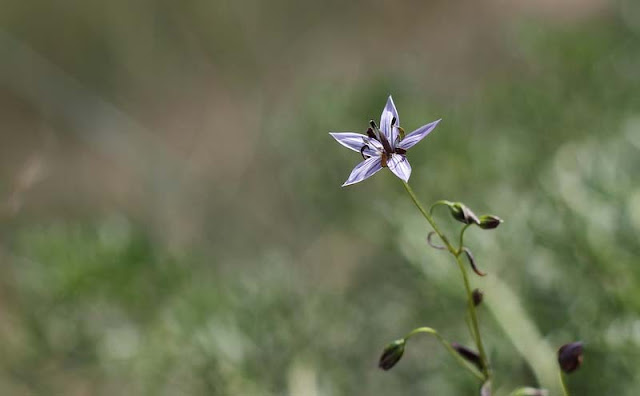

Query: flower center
left=368, top=120, right=406, bottom=156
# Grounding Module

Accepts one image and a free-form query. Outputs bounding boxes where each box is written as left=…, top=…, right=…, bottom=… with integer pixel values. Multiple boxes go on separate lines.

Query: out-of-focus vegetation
left=1, top=1, right=640, bottom=395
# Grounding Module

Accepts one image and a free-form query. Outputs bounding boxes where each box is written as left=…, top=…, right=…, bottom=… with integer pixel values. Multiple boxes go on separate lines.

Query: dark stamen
left=366, top=127, right=376, bottom=140
left=381, top=152, right=388, bottom=167
left=369, top=120, right=378, bottom=129
left=396, top=148, right=406, bottom=155
left=391, top=116, right=396, bottom=126
left=360, top=145, right=370, bottom=160
left=378, top=131, right=394, bottom=154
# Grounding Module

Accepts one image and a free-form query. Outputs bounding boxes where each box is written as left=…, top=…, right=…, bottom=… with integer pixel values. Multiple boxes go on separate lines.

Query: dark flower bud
left=478, top=215, right=503, bottom=230
left=472, top=289, right=484, bottom=306
left=449, top=202, right=480, bottom=225
left=451, top=342, right=483, bottom=371
left=557, top=341, right=583, bottom=373
left=378, top=339, right=405, bottom=371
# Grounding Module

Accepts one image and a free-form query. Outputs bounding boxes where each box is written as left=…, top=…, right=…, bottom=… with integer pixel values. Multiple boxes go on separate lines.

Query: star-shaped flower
left=330, top=96, right=441, bottom=186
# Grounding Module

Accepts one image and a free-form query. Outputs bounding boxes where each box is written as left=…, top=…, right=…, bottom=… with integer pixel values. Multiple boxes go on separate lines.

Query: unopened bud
left=478, top=215, right=503, bottom=230
left=449, top=202, right=480, bottom=225
left=557, top=341, right=583, bottom=374
left=472, top=289, right=484, bottom=306
left=378, top=339, right=405, bottom=371
left=451, top=342, right=483, bottom=371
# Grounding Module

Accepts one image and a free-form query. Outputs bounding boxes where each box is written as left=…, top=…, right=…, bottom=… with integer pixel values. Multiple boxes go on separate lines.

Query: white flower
left=330, top=96, right=440, bottom=186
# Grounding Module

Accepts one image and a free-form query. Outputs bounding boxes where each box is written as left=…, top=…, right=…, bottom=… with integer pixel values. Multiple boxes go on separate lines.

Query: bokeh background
left=1, top=0, right=640, bottom=395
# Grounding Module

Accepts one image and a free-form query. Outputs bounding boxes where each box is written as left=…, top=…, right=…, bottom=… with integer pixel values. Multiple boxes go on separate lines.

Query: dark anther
left=366, top=127, right=376, bottom=140
left=369, top=120, right=378, bottom=129
left=378, top=132, right=394, bottom=154
left=395, top=148, right=406, bottom=155
left=463, top=247, right=486, bottom=276
left=391, top=116, right=396, bottom=126
left=427, top=232, right=446, bottom=250
left=360, top=145, right=370, bottom=160
left=451, top=342, right=484, bottom=371
left=381, top=152, right=388, bottom=168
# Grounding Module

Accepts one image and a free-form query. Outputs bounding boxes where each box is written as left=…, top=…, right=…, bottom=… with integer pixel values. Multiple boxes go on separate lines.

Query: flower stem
left=559, top=371, right=570, bottom=396
left=458, top=224, right=472, bottom=254
left=401, top=181, right=490, bottom=381
left=405, top=327, right=484, bottom=381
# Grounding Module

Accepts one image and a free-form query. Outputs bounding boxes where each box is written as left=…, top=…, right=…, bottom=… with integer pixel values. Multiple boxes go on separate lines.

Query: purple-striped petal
left=387, top=154, right=412, bottom=182
left=330, top=132, right=369, bottom=152
left=380, top=96, right=399, bottom=149
left=397, top=119, right=441, bottom=150
left=342, top=156, right=383, bottom=187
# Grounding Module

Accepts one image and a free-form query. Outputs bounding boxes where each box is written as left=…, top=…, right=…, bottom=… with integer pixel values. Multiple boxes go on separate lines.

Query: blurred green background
left=1, top=0, right=640, bottom=395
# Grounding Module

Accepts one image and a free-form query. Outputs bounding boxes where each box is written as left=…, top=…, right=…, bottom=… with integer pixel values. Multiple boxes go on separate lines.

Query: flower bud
left=449, top=202, right=480, bottom=225
left=451, top=342, right=483, bottom=371
left=557, top=341, right=583, bottom=373
left=472, top=289, right=484, bottom=306
left=378, top=339, right=405, bottom=371
left=478, top=215, right=503, bottom=230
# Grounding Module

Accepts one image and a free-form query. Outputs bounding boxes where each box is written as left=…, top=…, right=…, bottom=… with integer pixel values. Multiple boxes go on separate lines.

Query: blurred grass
left=2, top=0, right=640, bottom=395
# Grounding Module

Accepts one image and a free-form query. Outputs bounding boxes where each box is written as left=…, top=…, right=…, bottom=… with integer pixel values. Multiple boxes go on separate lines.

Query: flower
left=330, top=96, right=440, bottom=186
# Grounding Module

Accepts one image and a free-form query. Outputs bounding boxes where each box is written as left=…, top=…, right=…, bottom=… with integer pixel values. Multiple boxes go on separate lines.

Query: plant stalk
left=402, top=181, right=490, bottom=381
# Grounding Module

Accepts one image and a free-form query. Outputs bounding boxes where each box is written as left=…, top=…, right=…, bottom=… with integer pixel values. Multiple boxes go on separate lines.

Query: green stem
left=454, top=252, right=490, bottom=378
left=401, top=181, right=490, bottom=381
left=402, top=183, right=455, bottom=256
left=458, top=224, right=472, bottom=254
left=405, top=327, right=484, bottom=381
left=559, top=371, right=570, bottom=396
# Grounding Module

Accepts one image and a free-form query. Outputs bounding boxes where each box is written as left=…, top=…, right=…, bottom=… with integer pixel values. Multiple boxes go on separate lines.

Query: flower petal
left=329, top=132, right=368, bottom=152
left=387, top=154, right=412, bottom=182
left=366, top=138, right=384, bottom=152
left=342, top=156, right=383, bottom=187
left=397, top=119, right=441, bottom=150
left=380, top=96, right=399, bottom=148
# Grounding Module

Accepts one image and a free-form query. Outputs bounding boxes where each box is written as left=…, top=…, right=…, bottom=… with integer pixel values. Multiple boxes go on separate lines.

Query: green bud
left=378, top=339, right=405, bottom=371
left=449, top=202, right=480, bottom=225
left=558, top=341, right=583, bottom=374
left=478, top=215, right=503, bottom=230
